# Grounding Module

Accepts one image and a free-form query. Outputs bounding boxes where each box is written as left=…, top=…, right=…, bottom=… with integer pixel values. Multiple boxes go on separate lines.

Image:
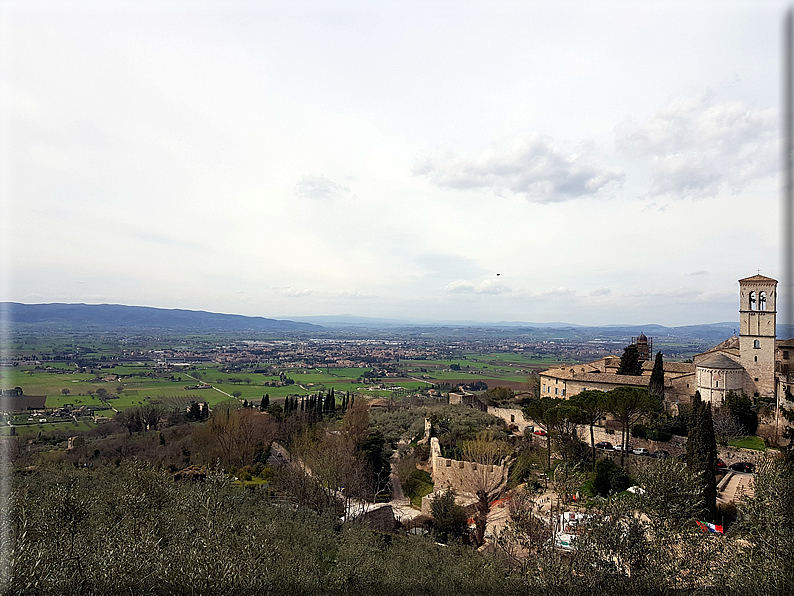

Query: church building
left=538, top=274, right=794, bottom=414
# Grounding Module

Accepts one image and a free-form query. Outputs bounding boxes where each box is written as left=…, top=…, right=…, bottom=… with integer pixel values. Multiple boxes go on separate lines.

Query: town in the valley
left=2, top=273, right=793, bottom=593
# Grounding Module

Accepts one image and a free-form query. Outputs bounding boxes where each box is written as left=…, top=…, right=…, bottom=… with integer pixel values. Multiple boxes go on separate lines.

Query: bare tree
left=552, top=462, right=584, bottom=505
left=492, top=485, right=552, bottom=571
left=712, top=408, right=744, bottom=446
left=460, top=432, right=512, bottom=546
left=140, top=404, right=164, bottom=432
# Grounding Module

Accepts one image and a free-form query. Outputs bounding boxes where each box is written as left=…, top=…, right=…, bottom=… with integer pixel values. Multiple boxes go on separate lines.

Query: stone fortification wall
left=487, top=406, right=533, bottom=432
left=429, top=437, right=507, bottom=495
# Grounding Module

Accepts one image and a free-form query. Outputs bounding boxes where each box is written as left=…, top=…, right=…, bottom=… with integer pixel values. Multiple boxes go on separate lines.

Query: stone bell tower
left=738, top=274, right=777, bottom=398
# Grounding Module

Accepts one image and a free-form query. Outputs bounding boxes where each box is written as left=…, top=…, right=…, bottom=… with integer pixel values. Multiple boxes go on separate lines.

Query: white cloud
left=590, top=287, right=611, bottom=296
left=615, top=90, right=776, bottom=198
left=282, top=288, right=313, bottom=297
left=444, top=279, right=511, bottom=295
left=293, top=175, right=350, bottom=200
left=413, top=135, right=624, bottom=203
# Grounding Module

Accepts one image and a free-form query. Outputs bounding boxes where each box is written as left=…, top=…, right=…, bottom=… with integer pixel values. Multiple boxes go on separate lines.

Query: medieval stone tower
left=738, top=274, right=777, bottom=398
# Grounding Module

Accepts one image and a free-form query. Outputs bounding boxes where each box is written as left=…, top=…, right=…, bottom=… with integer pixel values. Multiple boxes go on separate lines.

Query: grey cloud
left=615, top=91, right=776, bottom=198
left=689, top=270, right=709, bottom=276
left=413, top=135, right=624, bottom=203
left=294, top=175, right=349, bottom=200
left=590, top=287, right=611, bottom=296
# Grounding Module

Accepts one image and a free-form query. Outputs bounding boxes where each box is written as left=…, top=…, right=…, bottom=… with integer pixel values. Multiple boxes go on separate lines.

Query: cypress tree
left=686, top=391, right=717, bottom=521
left=649, top=351, right=665, bottom=404
left=617, top=344, right=643, bottom=376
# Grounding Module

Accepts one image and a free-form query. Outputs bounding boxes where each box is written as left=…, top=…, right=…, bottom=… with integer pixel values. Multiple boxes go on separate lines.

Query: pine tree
left=259, top=396, right=266, bottom=412
left=617, top=344, right=643, bottom=376
left=686, top=391, right=717, bottom=521
left=648, top=351, right=665, bottom=404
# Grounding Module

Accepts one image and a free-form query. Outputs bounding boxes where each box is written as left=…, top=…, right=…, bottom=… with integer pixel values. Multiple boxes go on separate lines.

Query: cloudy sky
left=2, top=1, right=790, bottom=326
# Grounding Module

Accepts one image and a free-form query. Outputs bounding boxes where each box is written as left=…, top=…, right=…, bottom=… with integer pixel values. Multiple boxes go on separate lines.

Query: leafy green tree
left=523, top=397, right=562, bottom=469
left=686, top=391, right=717, bottom=521
left=429, top=488, right=469, bottom=543
left=604, top=387, right=660, bottom=466
left=648, top=351, right=665, bottom=403
left=617, top=344, right=643, bottom=376
left=593, top=457, right=631, bottom=497
left=545, top=403, right=586, bottom=463
left=570, top=390, right=607, bottom=468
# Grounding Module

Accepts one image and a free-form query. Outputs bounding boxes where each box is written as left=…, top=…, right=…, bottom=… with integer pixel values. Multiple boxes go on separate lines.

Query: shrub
left=593, top=458, right=632, bottom=497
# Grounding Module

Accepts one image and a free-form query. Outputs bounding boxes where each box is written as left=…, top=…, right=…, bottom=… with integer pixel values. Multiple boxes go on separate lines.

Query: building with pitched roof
left=538, top=274, right=793, bottom=414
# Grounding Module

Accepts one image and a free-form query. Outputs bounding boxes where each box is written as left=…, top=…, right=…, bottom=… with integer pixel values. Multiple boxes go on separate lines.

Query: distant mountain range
left=3, top=303, right=793, bottom=341
left=289, top=315, right=794, bottom=342
left=1, top=303, right=319, bottom=333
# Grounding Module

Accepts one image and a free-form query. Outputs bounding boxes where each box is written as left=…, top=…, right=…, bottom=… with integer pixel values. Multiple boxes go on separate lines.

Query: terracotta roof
left=739, top=274, right=777, bottom=283
left=540, top=369, right=654, bottom=386
left=640, top=361, right=696, bottom=375
left=696, top=352, right=743, bottom=370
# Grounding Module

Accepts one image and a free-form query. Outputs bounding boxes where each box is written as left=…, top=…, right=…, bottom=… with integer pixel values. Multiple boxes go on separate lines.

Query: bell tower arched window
left=759, top=292, right=767, bottom=310
left=749, top=291, right=757, bottom=310
left=754, top=340, right=760, bottom=349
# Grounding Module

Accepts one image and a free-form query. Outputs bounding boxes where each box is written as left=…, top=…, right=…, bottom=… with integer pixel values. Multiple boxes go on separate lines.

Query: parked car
left=729, top=462, right=755, bottom=473
left=652, top=450, right=671, bottom=458
left=613, top=444, right=630, bottom=452
left=716, top=458, right=727, bottom=471
left=632, top=447, right=650, bottom=456
left=533, top=429, right=547, bottom=436
left=595, top=441, right=613, bottom=450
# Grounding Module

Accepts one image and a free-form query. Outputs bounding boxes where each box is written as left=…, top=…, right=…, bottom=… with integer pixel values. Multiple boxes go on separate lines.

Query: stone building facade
left=538, top=274, right=792, bottom=412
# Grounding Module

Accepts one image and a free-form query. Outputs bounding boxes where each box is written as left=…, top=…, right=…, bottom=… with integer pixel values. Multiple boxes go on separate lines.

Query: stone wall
left=487, top=405, right=533, bottom=432
left=428, top=437, right=507, bottom=495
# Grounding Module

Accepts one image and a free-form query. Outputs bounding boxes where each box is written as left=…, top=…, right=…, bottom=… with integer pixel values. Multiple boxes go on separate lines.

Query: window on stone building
left=749, top=291, right=757, bottom=310
left=784, top=350, right=790, bottom=360
left=755, top=356, right=758, bottom=362
left=716, top=381, right=719, bottom=387
left=759, top=292, right=767, bottom=310
left=754, top=340, right=760, bottom=349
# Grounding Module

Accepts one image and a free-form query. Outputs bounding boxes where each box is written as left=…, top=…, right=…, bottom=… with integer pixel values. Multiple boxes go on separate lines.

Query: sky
left=2, top=1, right=791, bottom=326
